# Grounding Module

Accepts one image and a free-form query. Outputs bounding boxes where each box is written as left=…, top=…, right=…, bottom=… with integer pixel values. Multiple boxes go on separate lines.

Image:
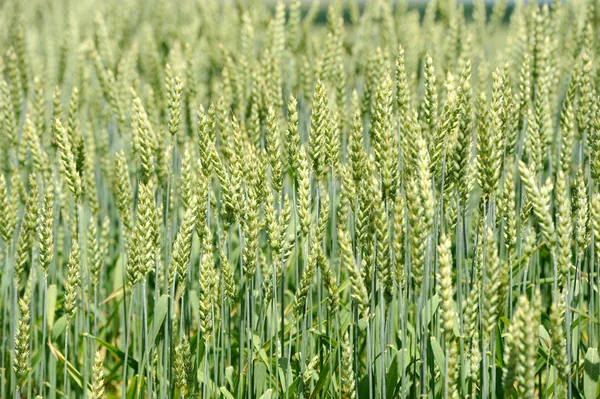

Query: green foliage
left=1, top=0, right=599, bottom=398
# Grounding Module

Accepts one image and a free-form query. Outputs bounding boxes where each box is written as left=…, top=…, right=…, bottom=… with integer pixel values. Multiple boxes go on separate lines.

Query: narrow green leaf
left=255, top=362, right=268, bottom=395
left=126, top=375, right=138, bottom=399
left=430, top=336, right=446, bottom=374
left=47, top=341, right=83, bottom=388
left=422, top=294, right=441, bottom=327
left=84, top=333, right=139, bottom=372
left=584, top=347, right=599, bottom=399
left=51, top=314, right=67, bottom=341
left=220, top=386, right=235, bottom=399
left=386, top=351, right=399, bottom=399
left=151, top=294, right=169, bottom=342
left=46, top=284, right=57, bottom=329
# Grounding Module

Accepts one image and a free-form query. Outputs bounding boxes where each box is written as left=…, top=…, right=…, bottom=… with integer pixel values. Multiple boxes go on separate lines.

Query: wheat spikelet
left=91, top=350, right=105, bottom=399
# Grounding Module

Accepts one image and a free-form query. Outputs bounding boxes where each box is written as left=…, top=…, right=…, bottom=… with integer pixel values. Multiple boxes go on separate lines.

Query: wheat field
left=0, top=0, right=599, bottom=398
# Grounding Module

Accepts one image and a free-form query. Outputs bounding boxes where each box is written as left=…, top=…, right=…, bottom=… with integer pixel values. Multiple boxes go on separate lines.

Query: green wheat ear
left=54, top=117, right=81, bottom=199
left=0, top=174, right=15, bottom=242
left=297, top=146, right=312, bottom=241
left=64, top=240, right=81, bottom=324
left=169, top=205, right=198, bottom=286
left=556, top=170, right=572, bottom=291
left=39, top=184, right=54, bottom=278
left=339, top=226, right=369, bottom=319
left=503, top=292, right=538, bottom=395
left=518, top=159, right=555, bottom=248
left=174, top=333, right=191, bottom=394
left=199, top=229, right=215, bottom=343
left=14, top=298, right=31, bottom=388
left=91, top=350, right=105, bottom=399
left=340, top=331, right=356, bottom=399
left=303, top=355, right=320, bottom=399
left=132, top=181, right=158, bottom=283
left=309, top=80, right=331, bottom=179
left=371, top=73, right=397, bottom=201
left=220, top=238, right=237, bottom=302
left=437, top=233, right=455, bottom=344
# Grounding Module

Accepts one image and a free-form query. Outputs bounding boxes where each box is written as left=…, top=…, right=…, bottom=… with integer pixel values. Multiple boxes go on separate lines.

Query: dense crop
left=0, top=0, right=599, bottom=398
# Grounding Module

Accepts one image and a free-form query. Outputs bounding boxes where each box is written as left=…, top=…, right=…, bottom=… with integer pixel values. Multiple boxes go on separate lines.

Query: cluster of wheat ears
left=1, top=0, right=600, bottom=398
